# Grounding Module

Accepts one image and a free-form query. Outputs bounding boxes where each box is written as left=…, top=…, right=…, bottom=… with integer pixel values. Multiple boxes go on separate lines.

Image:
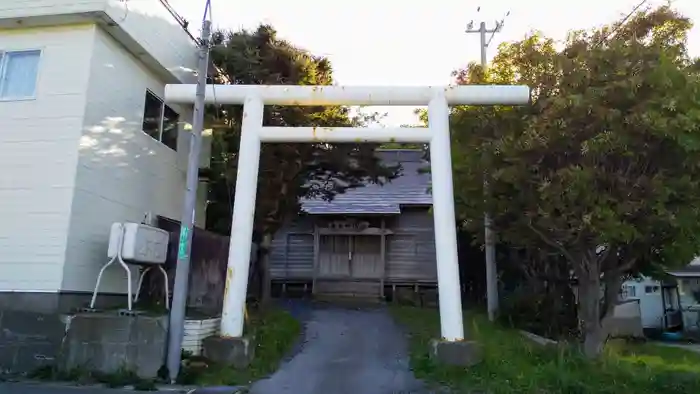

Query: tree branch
left=596, top=244, right=612, bottom=270
left=527, top=221, right=576, bottom=263
left=614, top=257, right=638, bottom=275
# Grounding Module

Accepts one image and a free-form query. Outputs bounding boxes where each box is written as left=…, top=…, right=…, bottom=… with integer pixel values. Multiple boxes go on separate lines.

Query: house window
left=621, top=285, right=636, bottom=298
left=0, top=50, right=41, bottom=99
left=645, top=285, right=660, bottom=294
left=142, top=90, right=180, bottom=150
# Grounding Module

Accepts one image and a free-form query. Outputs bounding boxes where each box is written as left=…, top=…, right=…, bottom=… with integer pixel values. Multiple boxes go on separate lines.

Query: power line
left=203, top=0, right=212, bottom=24
left=199, top=0, right=229, bottom=217
left=597, top=0, right=649, bottom=45
left=158, top=0, right=197, bottom=41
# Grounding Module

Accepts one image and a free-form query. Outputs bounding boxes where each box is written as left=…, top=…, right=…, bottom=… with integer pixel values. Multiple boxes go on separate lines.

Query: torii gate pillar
left=165, top=84, right=530, bottom=343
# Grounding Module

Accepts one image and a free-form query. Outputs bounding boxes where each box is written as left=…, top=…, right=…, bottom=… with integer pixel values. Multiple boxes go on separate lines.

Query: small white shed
left=668, top=258, right=700, bottom=332
left=621, top=274, right=697, bottom=331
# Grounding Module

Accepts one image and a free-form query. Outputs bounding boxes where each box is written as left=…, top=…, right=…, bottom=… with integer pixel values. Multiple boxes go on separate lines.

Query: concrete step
left=314, top=279, right=382, bottom=297
left=312, top=294, right=385, bottom=307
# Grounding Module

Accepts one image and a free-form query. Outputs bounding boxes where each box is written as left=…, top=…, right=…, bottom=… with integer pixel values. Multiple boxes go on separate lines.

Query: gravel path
left=249, top=305, right=431, bottom=394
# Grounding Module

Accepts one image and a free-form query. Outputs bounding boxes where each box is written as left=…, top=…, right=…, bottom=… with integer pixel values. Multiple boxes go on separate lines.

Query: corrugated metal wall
left=269, top=207, right=438, bottom=283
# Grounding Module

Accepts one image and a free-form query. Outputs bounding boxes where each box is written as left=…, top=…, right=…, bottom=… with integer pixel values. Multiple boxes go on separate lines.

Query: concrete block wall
left=0, top=311, right=168, bottom=378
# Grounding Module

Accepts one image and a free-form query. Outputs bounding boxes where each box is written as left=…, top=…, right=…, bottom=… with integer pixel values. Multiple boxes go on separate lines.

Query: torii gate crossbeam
left=165, top=84, right=530, bottom=342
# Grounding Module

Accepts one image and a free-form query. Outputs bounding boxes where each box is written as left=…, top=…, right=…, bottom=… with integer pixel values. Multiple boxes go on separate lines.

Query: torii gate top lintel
left=164, top=84, right=530, bottom=106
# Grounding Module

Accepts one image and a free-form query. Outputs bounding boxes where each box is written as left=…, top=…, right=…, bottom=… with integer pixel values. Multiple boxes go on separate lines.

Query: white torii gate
left=165, top=84, right=530, bottom=342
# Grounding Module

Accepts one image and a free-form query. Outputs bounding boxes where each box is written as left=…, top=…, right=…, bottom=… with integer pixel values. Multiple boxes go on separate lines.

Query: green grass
left=391, top=306, right=700, bottom=394
left=179, top=305, right=301, bottom=386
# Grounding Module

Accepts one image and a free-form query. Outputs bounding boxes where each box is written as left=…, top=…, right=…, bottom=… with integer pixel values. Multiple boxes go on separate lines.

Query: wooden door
left=318, top=235, right=351, bottom=278
left=350, top=235, right=383, bottom=279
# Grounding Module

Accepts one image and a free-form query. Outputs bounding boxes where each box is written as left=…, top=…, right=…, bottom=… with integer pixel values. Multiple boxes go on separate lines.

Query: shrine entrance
left=164, top=83, right=530, bottom=342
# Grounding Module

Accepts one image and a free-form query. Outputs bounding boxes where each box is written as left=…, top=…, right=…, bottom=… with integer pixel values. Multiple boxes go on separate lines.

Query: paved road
left=0, top=382, right=180, bottom=394
left=656, top=342, right=700, bottom=354
left=0, top=382, right=244, bottom=394
left=249, top=306, right=432, bottom=394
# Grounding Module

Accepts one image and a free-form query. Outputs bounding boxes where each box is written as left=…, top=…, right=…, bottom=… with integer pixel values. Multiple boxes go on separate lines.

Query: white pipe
left=220, top=96, right=263, bottom=337
left=428, top=94, right=465, bottom=341
left=165, top=84, right=530, bottom=106
left=258, top=127, right=432, bottom=143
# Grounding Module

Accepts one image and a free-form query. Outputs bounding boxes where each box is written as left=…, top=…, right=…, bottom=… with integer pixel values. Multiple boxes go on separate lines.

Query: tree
left=205, top=25, right=398, bottom=303
left=450, top=6, right=700, bottom=357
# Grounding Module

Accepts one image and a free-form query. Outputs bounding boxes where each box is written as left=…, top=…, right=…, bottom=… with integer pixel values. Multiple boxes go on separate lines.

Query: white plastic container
left=182, top=317, right=221, bottom=356
left=107, top=222, right=169, bottom=264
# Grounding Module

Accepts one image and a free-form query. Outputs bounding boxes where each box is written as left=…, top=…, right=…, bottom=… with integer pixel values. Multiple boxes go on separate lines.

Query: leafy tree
left=450, top=6, right=700, bottom=357
left=205, top=25, right=398, bottom=302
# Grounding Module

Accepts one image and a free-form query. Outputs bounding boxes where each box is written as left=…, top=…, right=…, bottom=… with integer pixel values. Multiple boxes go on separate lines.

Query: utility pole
left=466, top=11, right=508, bottom=322
left=166, top=18, right=212, bottom=383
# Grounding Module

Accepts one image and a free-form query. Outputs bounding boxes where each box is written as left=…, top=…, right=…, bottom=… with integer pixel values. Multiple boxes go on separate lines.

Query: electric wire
left=198, top=0, right=231, bottom=217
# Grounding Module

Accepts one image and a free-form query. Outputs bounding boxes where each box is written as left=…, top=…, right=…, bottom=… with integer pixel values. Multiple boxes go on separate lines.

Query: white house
left=620, top=258, right=700, bottom=332
left=0, top=0, right=208, bottom=311
left=668, top=258, right=700, bottom=331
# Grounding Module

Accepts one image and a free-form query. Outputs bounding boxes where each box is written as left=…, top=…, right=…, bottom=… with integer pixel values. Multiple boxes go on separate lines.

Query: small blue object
left=661, top=331, right=684, bottom=342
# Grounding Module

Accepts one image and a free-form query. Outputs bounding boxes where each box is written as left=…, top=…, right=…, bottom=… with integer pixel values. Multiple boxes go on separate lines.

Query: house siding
left=270, top=216, right=316, bottom=280
left=0, top=0, right=105, bottom=18
left=102, top=0, right=198, bottom=83
left=61, top=26, right=204, bottom=293
left=385, top=208, right=437, bottom=282
left=0, top=0, right=198, bottom=83
left=0, top=25, right=94, bottom=291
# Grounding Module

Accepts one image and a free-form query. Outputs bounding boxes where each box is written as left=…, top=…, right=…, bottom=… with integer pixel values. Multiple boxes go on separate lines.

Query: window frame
left=142, top=89, right=180, bottom=151
left=644, top=285, right=660, bottom=294
left=0, top=48, right=43, bottom=101
left=620, top=284, right=636, bottom=299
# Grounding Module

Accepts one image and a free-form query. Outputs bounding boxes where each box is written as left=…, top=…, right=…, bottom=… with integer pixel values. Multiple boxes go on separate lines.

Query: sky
left=167, top=0, right=699, bottom=126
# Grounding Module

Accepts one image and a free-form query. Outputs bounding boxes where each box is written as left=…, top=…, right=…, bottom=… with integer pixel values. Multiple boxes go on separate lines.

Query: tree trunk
left=576, top=259, right=605, bottom=358
left=259, top=232, right=273, bottom=306
left=601, top=275, right=622, bottom=321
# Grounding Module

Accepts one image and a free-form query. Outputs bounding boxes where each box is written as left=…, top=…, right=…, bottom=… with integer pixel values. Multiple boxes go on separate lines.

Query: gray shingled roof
left=667, top=256, right=700, bottom=277
left=301, top=149, right=432, bottom=215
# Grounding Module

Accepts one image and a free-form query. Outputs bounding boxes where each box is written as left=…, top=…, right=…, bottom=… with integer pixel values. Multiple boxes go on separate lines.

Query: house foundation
left=0, top=308, right=168, bottom=378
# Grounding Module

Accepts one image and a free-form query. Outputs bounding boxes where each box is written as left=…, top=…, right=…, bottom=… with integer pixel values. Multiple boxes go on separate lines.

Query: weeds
left=391, top=306, right=700, bottom=394
left=177, top=306, right=301, bottom=386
